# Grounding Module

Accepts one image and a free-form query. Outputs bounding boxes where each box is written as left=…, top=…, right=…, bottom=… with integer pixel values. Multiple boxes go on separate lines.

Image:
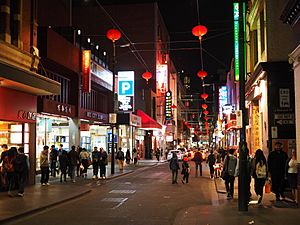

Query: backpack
left=3, top=155, right=14, bottom=172
left=256, top=162, right=267, bottom=178
left=14, top=154, right=27, bottom=173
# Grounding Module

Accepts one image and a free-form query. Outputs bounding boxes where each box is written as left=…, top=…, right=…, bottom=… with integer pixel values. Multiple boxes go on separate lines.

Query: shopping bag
left=265, top=178, right=271, bottom=193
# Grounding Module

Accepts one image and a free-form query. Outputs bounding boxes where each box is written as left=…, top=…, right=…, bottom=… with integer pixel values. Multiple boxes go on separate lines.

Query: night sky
left=94, top=0, right=234, bottom=90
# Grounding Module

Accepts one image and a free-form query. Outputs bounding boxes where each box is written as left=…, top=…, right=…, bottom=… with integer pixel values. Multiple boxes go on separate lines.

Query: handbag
left=221, top=156, right=230, bottom=180
left=265, top=178, right=271, bottom=193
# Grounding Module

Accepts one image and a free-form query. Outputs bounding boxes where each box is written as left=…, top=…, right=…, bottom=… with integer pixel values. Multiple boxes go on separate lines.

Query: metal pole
left=111, top=41, right=116, bottom=175
left=238, top=0, right=248, bottom=212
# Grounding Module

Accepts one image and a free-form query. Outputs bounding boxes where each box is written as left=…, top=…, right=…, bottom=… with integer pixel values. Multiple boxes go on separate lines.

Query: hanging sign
left=118, top=71, right=134, bottom=112
left=165, top=90, right=172, bottom=120
left=82, top=50, right=91, bottom=93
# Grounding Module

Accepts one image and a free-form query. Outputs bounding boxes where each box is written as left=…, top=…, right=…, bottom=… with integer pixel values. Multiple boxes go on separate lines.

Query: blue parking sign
left=108, top=132, right=118, bottom=143
left=118, top=81, right=133, bottom=96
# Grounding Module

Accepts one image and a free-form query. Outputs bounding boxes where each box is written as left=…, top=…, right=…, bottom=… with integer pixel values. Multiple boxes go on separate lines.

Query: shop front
left=117, top=113, right=142, bottom=158
left=36, top=98, right=76, bottom=169
left=79, top=109, right=109, bottom=152
left=0, top=87, right=37, bottom=184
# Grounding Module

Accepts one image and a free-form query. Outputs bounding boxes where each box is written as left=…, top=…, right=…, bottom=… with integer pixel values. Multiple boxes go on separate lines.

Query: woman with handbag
left=99, top=147, right=108, bottom=179
left=252, top=149, right=267, bottom=205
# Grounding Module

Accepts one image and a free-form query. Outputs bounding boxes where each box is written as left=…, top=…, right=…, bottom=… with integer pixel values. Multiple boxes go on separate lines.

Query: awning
left=136, top=109, right=162, bottom=130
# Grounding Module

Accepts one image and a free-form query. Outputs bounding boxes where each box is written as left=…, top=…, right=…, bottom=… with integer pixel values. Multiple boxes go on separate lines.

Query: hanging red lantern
left=106, top=28, right=121, bottom=42
left=204, top=116, right=209, bottom=121
left=201, top=103, right=208, bottom=110
left=142, top=71, right=152, bottom=83
left=203, top=110, right=209, bottom=115
left=197, top=70, right=207, bottom=79
left=192, top=25, right=208, bottom=39
left=201, top=93, right=208, bottom=100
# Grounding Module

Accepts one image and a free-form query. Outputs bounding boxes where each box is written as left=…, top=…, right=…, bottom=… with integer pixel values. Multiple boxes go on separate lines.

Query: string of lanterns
left=192, top=23, right=209, bottom=136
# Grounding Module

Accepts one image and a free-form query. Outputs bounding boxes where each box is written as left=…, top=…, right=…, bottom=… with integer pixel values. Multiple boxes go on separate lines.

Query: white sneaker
left=46, top=183, right=50, bottom=186
left=42, top=183, right=46, bottom=186
left=92, top=175, right=96, bottom=179
left=103, top=176, right=106, bottom=180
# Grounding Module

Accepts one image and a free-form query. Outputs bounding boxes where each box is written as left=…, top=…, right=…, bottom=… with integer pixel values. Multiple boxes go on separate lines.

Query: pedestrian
left=40, top=146, right=50, bottom=186
left=76, top=146, right=82, bottom=177
left=79, top=148, right=90, bottom=179
left=222, top=148, right=238, bottom=199
left=156, top=148, right=160, bottom=161
left=49, top=145, right=58, bottom=177
left=267, top=142, right=288, bottom=201
left=0, top=144, right=9, bottom=191
left=169, top=152, right=180, bottom=184
left=68, top=145, right=78, bottom=183
left=181, top=156, right=190, bottom=184
left=58, top=149, right=68, bottom=182
left=5, top=147, right=17, bottom=196
left=13, top=147, right=29, bottom=197
left=125, top=149, right=131, bottom=165
left=116, top=147, right=125, bottom=171
left=286, top=149, right=297, bottom=203
left=206, top=150, right=216, bottom=179
left=92, top=147, right=100, bottom=179
left=132, top=148, right=138, bottom=166
left=99, top=147, right=108, bottom=179
left=251, top=149, right=267, bottom=205
left=193, top=148, right=203, bottom=177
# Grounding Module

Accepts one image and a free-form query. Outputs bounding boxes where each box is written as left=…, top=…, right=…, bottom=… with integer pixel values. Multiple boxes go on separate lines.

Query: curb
left=0, top=189, right=92, bottom=224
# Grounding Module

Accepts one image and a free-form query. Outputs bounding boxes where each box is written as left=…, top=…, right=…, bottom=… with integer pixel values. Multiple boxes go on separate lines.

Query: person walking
left=181, top=156, right=190, bottom=184
left=206, top=150, right=216, bottom=179
left=5, top=147, right=17, bottom=196
left=58, top=149, right=68, bottom=182
left=132, top=148, right=138, bottom=166
left=222, top=148, right=238, bottom=199
left=13, top=147, right=29, bottom=197
left=116, top=148, right=125, bottom=171
left=92, top=147, right=100, bottom=179
left=267, top=142, right=288, bottom=201
left=68, top=145, right=78, bottom=183
left=193, top=148, right=203, bottom=177
left=169, top=152, right=180, bottom=184
left=40, top=146, right=50, bottom=186
left=251, top=149, right=268, bottom=205
left=76, top=146, right=82, bottom=177
left=125, top=149, right=131, bottom=165
left=286, top=149, right=297, bottom=203
left=0, top=144, right=9, bottom=191
left=49, top=145, right=58, bottom=177
left=156, top=148, right=160, bottom=161
left=80, top=148, right=90, bottom=179
left=99, top=147, right=108, bottom=179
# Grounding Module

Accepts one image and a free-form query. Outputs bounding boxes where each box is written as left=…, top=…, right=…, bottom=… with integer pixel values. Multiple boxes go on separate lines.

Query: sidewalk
left=0, top=160, right=162, bottom=223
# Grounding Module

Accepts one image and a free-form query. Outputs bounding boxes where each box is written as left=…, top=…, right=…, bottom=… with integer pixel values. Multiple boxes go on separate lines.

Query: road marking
left=109, top=189, right=136, bottom=194
left=101, top=197, right=129, bottom=209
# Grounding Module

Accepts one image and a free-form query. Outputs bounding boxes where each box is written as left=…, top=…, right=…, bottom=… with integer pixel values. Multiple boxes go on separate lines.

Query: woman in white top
left=287, top=149, right=297, bottom=203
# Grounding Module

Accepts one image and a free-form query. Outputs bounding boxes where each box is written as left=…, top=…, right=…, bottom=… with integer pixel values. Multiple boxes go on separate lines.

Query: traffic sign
left=108, top=132, right=118, bottom=143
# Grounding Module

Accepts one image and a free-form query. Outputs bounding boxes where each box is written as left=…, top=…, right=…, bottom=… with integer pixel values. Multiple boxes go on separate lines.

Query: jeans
left=225, top=175, right=235, bottom=197
left=100, top=163, right=106, bottom=177
left=50, top=160, right=57, bottom=177
left=7, top=172, right=15, bottom=193
left=171, top=170, right=178, bottom=183
left=209, top=164, right=214, bottom=178
left=254, top=178, right=266, bottom=197
left=92, top=162, right=99, bottom=176
left=16, top=172, right=27, bottom=194
left=195, top=162, right=202, bottom=176
left=69, top=165, right=76, bottom=180
left=41, top=167, right=49, bottom=184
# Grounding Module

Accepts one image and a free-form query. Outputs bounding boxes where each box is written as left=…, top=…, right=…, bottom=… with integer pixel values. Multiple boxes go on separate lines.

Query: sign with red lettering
left=82, top=50, right=91, bottom=93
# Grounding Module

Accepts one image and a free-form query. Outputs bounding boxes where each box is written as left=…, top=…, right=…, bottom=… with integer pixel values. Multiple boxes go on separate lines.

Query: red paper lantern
left=203, top=110, right=209, bottom=115
left=192, top=25, right=208, bottom=39
left=197, top=70, right=207, bottom=79
left=142, top=71, right=152, bottom=83
left=204, top=116, right=209, bottom=121
left=201, top=103, right=208, bottom=110
left=201, top=93, right=208, bottom=100
left=106, top=28, right=121, bottom=42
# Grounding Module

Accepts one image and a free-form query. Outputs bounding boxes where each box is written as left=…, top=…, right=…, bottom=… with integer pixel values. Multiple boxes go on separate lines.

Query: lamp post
left=106, top=28, right=121, bottom=175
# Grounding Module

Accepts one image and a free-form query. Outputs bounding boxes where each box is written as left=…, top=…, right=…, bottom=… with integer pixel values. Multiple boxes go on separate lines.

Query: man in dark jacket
left=193, top=148, right=203, bottom=177
left=68, top=146, right=78, bottom=183
left=49, top=145, right=58, bottom=177
left=169, top=152, right=180, bottom=184
left=268, top=142, right=288, bottom=201
left=14, top=147, right=29, bottom=197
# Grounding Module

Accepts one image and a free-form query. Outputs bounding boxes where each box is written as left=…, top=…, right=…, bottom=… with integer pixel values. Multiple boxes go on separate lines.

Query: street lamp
left=106, top=28, right=121, bottom=175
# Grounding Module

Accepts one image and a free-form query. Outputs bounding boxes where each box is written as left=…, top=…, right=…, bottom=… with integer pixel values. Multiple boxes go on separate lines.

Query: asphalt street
left=3, top=163, right=300, bottom=225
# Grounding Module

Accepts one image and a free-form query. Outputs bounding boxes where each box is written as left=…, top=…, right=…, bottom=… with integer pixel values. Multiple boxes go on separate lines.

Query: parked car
left=167, top=150, right=183, bottom=161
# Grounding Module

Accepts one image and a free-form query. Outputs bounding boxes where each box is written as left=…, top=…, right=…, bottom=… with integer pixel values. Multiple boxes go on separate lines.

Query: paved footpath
left=0, top=160, right=160, bottom=223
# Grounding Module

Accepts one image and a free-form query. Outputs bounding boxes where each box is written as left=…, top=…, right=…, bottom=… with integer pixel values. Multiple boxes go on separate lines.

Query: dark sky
left=96, top=0, right=234, bottom=89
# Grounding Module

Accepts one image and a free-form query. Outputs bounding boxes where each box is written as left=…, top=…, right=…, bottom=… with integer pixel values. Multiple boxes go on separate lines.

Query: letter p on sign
left=119, top=81, right=133, bottom=96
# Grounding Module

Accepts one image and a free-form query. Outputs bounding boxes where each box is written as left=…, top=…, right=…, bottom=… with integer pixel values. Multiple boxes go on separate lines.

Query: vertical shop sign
left=252, top=105, right=261, bottom=150
left=118, top=71, right=134, bottom=112
left=279, top=88, right=290, bottom=108
left=165, top=91, right=172, bottom=120
left=233, top=2, right=239, bottom=81
left=82, top=50, right=91, bottom=93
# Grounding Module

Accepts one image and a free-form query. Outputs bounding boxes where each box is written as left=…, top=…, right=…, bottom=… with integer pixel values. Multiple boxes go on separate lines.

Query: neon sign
left=82, top=50, right=91, bottom=92
left=233, top=3, right=239, bottom=81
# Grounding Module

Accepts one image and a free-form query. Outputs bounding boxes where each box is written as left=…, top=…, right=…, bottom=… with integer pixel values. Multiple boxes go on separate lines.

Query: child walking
left=181, top=156, right=190, bottom=184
